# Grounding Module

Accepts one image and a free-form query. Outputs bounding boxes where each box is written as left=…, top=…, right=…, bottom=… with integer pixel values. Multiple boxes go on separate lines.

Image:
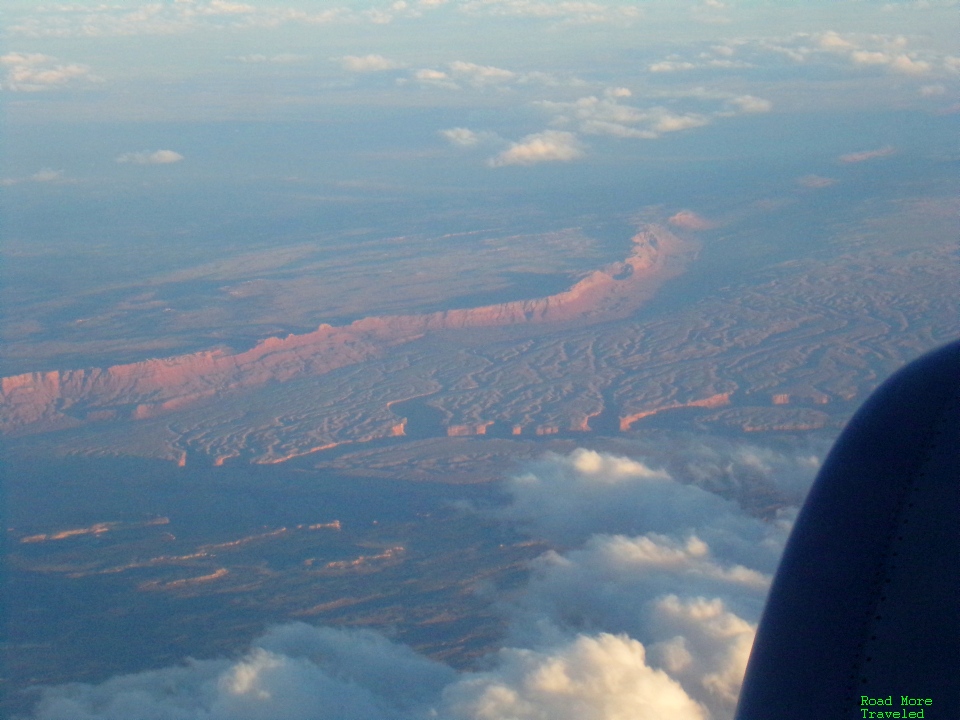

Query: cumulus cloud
left=413, top=68, right=460, bottom=89
left=838, top=145, right=896, bottom=163
left=443, top=633, right=709, bottom=720
left=116, top=150, right=185, bottom=165
left=449, top=60, right=516, bottom=86
left=340, top=54, right=401, bottom=72
left=850, top=50, right=931, bottom=74
left=0, top=52, right=100, bottom=91
left=442, top=127, right=482, bottom=146
left=488, top=130, right=584, bottom=167
left=533, top=91, right=769, bottom=147
left=30, top=624, right=455, bottom=720
left=26, top=444, right=816, bottom=720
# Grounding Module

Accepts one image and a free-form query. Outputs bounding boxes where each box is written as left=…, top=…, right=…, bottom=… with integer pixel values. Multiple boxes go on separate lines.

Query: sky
left=3, top=1, right=959, bottom=718
left=3, top=0, right=958, bottom=180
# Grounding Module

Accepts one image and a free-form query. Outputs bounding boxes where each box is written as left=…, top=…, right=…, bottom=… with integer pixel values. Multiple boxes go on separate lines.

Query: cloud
left=817, top=30, right=857, bottom=51
left=726, top=95, right=772, bottom=114
left=488, top=130, right=584, bottom=167
left=838, top=146, right=896, bottom=163
left=0, top=52, right=100, bottom=91
left=849, top=49, right=930, bottom=74
left=448, top=60, right=516, bottom=86
left=649, top=60, right=697, bottom=73
left=798, top=174, right=838, bottom=188
left=29, top=624, right=455, bottom=720
left=442, top=633, right=710, bottom=720
left=30, top=169, right=64, bottom=182
left=116, top=150, right=185, bottom=165
left=919, top=83, right=946, bottom=96
left=8, top=2, right=347, bottom=37
left=340, top=54, right=401, bottom=72
left=0, top=168, right=66, bottom=187
left=440, top=127, right=500, bottom=147
left=669, top=211, right=715, bottom=230
left=534, top=90, right=768, bottom=147
left=413, top=68, right=460, bottom=89
left=25, top=445, right=815, bottom=720
left=457, top=0, right=642, bottom=24
left=237, top=53, right=309, bottom=64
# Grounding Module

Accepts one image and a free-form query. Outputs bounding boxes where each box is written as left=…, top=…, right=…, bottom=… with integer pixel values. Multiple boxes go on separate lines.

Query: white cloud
left=414, top=68, right=460, bottom=88
left=442, top=127, right=481, bottom=146
left=649, top=60, right=697, bottom=73
left=31, top=169, right=64, bottom=182
left=116, top=150, right=185, bottom=165
left=919, top=83, right=946, bottom=96
left=536, top=90, right=770, bottom=145
left=29, top=624, right=455, bottom=720
left=0, top=168, right=66, bottom=187
left=457, top=0, right=642, bottom=24
left=818, top=30, right=857, bottom=51
left=838, top=145, right=896, bottom=163
left=340, top=54, right=401, bottom=72
left=652, top=112, right=710, bottom=133
left=727, top=95, right=772, bottom=113
left=649, top=595, right=756, bottom=708
left=851, top=50, right=891, bottom=66
left=488, top=130, right=584, bottom=167
left=1, top=52, right=100, bottom=91
left=449, top=60, right=516, bottom=86
left=8, top=3, right=347, bottom=38
left=442, top=633, right=709, bottom=720
left=798, top=174, right=838, bottom=188
left=888, top=54, right=931, bottom=74
left=669, top=210, right=715, bottom=230
left=237, top=53, right=309, bottom=64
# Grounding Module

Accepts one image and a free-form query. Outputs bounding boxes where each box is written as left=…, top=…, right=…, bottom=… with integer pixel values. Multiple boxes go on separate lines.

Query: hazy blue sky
left=3, top=0, right=958, bottom=177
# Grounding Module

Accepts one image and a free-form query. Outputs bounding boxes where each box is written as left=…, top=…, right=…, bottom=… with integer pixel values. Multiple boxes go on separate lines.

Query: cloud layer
left=25, top=443, right=817, bottom=720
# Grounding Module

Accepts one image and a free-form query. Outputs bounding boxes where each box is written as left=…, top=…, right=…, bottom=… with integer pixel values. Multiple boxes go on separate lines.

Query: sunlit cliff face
left=0, top=227, right=689, bottom=438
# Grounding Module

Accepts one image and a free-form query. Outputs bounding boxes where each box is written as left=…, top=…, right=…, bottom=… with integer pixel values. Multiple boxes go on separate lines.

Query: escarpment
left=0, top=226, right=695, bottom=435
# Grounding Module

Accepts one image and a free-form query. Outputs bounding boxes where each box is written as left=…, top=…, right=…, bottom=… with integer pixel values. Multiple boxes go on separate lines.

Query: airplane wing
left=735, top=339, right=960, bottom=719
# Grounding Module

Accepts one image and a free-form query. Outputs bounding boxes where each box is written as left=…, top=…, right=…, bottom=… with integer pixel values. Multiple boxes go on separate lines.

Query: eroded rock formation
left=1, top=227, right=695, bottom=435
